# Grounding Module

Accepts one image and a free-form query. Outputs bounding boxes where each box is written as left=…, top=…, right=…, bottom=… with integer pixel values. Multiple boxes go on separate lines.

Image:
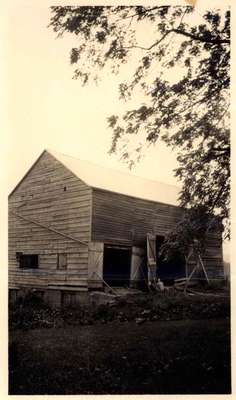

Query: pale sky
left=4, top=2, right=183, bottom=195
left=3, top=0, right=230, bottom=193
left=2, top=0, right=231, bottom=261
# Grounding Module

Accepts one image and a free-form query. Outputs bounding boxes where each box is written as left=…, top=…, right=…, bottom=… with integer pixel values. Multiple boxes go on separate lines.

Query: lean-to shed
left=8, top=150, right=224, bottom=305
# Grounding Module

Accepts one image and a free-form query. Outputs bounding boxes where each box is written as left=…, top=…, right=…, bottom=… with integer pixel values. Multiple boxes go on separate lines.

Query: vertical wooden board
left=88, top=242, right=104, bottom=288
left=147, top=233, right=156, bottom=266
left=130, top=247, right=145, bottom=284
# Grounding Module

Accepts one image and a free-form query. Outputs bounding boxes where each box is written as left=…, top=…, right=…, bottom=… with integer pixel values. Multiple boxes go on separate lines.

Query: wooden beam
left=198, top=253, right=210, bottom=284
left=10, top=211, right=88, bottom=246
left=93, top=271, right=118, bottom=295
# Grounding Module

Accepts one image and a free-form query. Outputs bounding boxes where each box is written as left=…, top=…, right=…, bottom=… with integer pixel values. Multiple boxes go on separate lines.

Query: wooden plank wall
left=202, top=234, right=224, bottom=279
left=9, top=151, right=92, bottom=290
left=92, top=188, right=183, bottom=246
left=91, top=188, right=224, bottom=279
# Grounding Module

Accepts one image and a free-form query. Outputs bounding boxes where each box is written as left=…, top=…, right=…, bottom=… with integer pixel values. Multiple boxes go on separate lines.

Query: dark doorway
left=156, top=235, right=186, bottom=284
left=103, top=245, right=131, bottom=287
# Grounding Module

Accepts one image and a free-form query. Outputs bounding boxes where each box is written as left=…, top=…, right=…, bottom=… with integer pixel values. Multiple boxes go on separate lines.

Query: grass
left=9, top=317, right=231, bottom=394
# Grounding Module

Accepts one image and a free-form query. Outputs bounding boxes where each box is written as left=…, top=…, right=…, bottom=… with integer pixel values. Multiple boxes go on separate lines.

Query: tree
left=49, top=6, right=230, bottom=237
left=158, top=204, right=224, bottom=288
left=159, top=204, right=222, bottom=262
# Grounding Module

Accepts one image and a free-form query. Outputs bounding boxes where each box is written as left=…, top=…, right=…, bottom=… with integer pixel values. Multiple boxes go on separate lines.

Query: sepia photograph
left=6, top=0, right=231, bottom=395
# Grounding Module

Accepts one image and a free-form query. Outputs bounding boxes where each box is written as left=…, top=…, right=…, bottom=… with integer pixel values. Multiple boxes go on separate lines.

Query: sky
left=4, top=2, right=181, bottom=195
left=2, top=0, right=231, bottom=262
left=3, top=1, right=230, bottom=191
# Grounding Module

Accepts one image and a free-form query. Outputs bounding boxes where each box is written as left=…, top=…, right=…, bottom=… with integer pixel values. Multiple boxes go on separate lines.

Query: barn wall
left=202, top=234, right=224, bottom=279
left=91, top=188, right=224, bottom=279
left=8, top=151, right=92, bottom=290
left=91, top=188, right=182, bottom=246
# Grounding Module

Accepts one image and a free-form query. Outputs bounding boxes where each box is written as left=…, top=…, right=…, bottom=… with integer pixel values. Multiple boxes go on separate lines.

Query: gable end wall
left=8, top=151, right=92, bottom=290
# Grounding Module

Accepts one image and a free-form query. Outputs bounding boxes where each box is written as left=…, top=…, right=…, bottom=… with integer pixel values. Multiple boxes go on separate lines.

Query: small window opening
left=63, top=186, right=67, bottom=191
left=19, top=254, right=39, bottom=269
left=57, top=253, right=67, bottom=270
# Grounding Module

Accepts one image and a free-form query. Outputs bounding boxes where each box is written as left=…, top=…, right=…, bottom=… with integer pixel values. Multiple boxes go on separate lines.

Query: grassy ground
left=9, top=316, right=230, bottom=394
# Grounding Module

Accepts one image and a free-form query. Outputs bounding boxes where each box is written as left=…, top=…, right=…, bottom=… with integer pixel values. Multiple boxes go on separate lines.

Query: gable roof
left=48, top=149, right=181, bottom=207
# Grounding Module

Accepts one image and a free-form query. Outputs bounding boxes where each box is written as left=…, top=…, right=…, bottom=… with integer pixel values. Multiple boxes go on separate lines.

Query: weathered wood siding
left=91, top=188, right=182, bottom=246
left=91, top=188, right=224, bottom=279
left=9, top=151, right=92, bottom=289
left=202, top=233, right=224, bottom=279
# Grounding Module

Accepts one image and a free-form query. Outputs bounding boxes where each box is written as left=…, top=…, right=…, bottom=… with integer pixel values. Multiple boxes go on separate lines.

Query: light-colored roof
left=48, top=149, right=181, bottom=207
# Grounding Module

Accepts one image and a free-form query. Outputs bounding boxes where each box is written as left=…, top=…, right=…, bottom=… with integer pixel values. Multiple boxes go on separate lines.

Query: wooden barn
left=9, top=150, right=224, bottom=305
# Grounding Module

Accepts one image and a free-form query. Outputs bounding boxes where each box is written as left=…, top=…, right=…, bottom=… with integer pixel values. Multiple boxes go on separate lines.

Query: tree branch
left=208, top=176, right=229, bottom=217
left=123, top=31, right=171, bottom=50
left=114, top=5, right=191, bottom=23
left=114, top=6, right=168, bottom=23
left=172, top=28, right=230, bottom=44
left=122, top=29, right=229, bottom=51
left=210, top=146, right=230, bottom=155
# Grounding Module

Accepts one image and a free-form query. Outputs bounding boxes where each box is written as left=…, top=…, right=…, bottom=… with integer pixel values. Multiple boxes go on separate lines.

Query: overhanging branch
left=123, top=29, right=229, bottom=51
left=114, top=5, right=191, bottom=23
left=172, top=28, right=230, bottom=45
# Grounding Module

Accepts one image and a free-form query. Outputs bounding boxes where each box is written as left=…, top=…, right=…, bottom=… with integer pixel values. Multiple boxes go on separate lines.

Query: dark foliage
left=160, top=205, right=223, bottom=261
left=49, top=6, right=230, bottom=236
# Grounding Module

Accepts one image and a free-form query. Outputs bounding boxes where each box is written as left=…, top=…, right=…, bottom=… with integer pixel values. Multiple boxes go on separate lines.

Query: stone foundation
left=9, top=287, right=89, bottom=308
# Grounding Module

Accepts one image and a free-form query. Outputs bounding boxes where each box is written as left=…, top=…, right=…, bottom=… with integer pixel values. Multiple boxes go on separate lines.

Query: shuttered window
left=57, top=253, right=67, bottom=270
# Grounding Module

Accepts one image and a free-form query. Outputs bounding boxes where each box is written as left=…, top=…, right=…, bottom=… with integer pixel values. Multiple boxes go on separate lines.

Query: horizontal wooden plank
left=9, top=271, right=88, bottom=280
left=9, top=229, right=90, bottom=241
left=9, top=243, right=88, bottom=252
left=11, top=196, right=91, bottom=211
left=10, top=185, right=90, bottom=201
left=9, top=150, right=91, bottom=290
left=11, top=205, right=90, bottom=218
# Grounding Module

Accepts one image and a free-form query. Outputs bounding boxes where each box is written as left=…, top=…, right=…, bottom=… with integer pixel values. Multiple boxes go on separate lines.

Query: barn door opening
left=156, top=235, right=186, bottom=284
left=103, top=245, right=131, bottom=287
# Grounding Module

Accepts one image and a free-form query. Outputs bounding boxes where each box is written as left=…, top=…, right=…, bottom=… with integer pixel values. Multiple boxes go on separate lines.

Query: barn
left=8, top=150, right=224, bottom=306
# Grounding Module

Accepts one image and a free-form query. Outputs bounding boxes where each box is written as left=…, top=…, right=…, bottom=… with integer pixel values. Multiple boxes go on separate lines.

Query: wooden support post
left=184, top=263, right=198, bottom=294
left=185, top=248, right=193, bottom=280
left=184, top=248, right=210, bottom=294
left=198, top=253, right=210, bottom=284
left=94, top=271, right=118, bottom=295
